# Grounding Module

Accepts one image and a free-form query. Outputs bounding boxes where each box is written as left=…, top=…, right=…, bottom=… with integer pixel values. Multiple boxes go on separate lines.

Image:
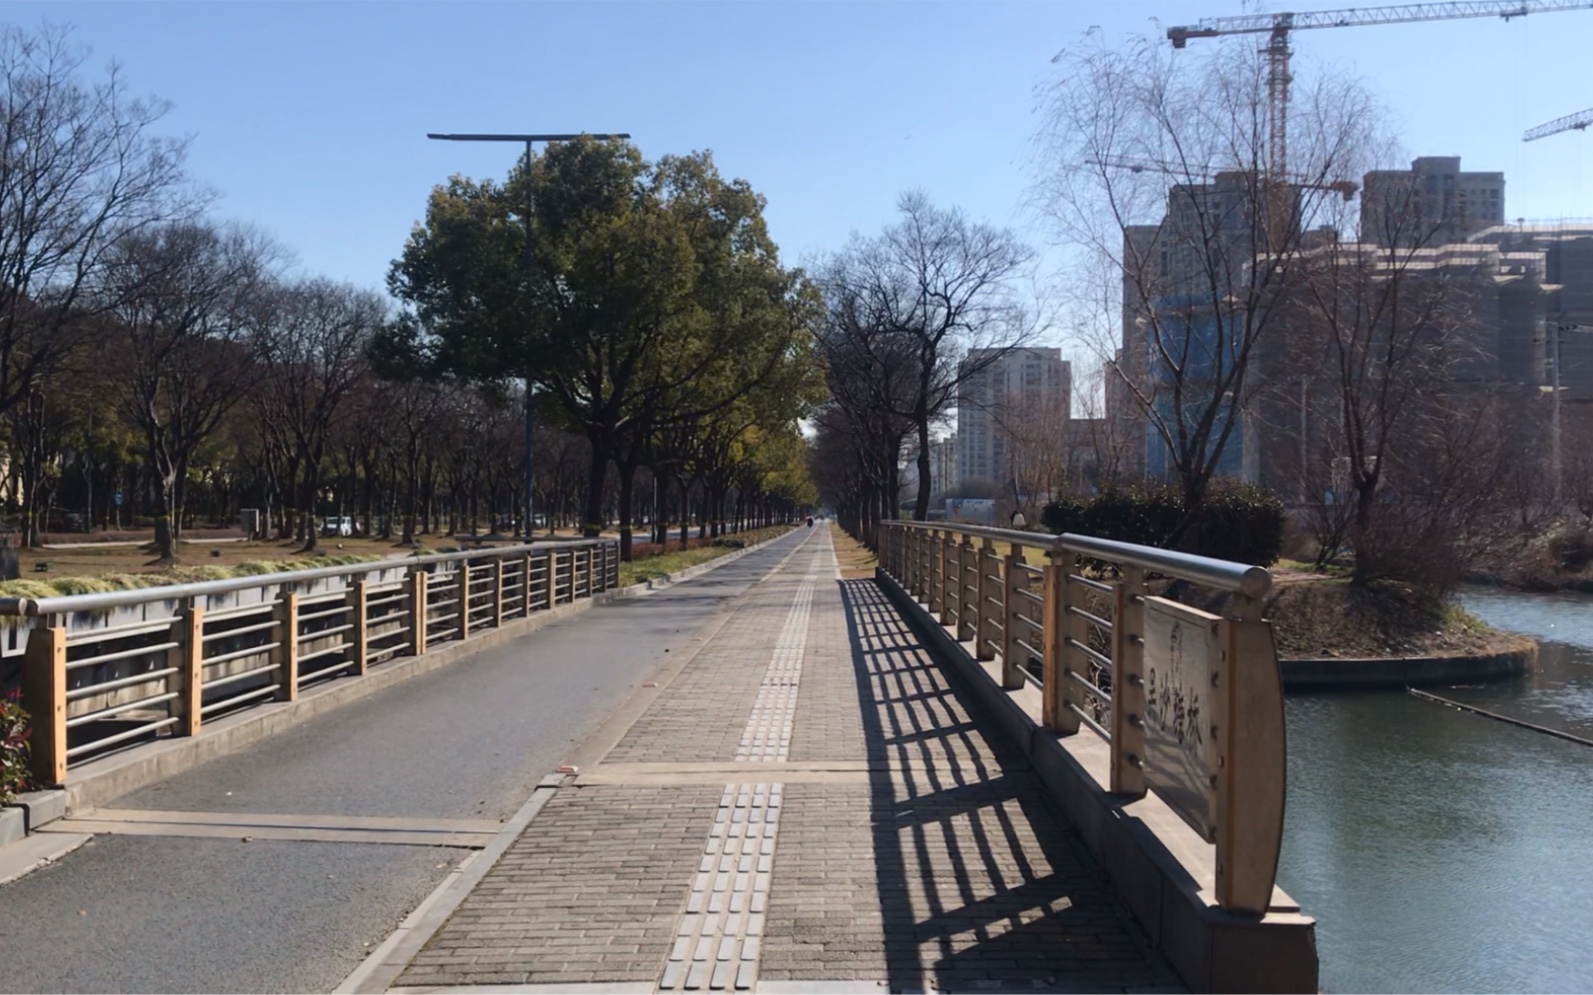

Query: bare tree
left=0, top=24, right=196, bottom=439
left=256, top=279, right=386, bottom=551
left=103, top=220, right=279, bottom=561
left=824, top=192, right=1034, bottom=523
left=1035, top=31, right=1377, bottom=527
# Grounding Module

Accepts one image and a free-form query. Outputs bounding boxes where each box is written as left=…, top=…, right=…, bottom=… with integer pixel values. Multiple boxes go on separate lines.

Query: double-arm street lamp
left=426, top=132, right=631, bottom=540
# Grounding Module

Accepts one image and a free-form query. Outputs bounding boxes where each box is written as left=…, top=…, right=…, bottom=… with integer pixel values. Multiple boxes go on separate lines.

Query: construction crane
left=1525, top=107, right=1593, bottom=141
left=1087, top=154, right=1360, bottom=200
left=1168, top=1, right=1593, bottom=179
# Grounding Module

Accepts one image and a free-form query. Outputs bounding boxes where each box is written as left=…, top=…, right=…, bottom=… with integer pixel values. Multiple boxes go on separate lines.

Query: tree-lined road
left=0, top=530, right=808, bottom=993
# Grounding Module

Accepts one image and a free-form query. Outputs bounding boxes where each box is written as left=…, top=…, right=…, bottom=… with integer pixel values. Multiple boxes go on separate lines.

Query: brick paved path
left=389, top=529, right=1180, bottom=994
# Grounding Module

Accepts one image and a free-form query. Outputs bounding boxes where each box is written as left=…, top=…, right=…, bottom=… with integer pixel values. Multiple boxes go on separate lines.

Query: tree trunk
left=914, top=412, right=932, bottom=521
left=617, top=463, right=636, bottom=561
left=582, top=444, right=609, bottom=539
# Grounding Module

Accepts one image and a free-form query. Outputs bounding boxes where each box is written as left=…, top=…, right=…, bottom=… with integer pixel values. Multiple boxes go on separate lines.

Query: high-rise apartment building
left=1361, top=156, right=1505, bottom=248
left=956, top=348, right=1072, bottom=490
left=929, top=433, right=959, bottom=496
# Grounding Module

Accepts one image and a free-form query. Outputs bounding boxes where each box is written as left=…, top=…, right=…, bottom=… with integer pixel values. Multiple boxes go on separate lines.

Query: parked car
left=322, top=516, right=356, bottom=537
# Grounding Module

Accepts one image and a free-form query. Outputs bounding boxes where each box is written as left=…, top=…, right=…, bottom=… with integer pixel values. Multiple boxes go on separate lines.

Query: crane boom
left=1525, top=107, right=1593, bottom=141
left=1169, top=0, right=1593, bottom=47
left=1166, top=0, right=1593, bottom=182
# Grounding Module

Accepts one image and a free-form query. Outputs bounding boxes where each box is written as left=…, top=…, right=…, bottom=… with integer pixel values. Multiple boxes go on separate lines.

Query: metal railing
left=4, top=538, right=620, bottom=787
left=879, top=520, right=1286, bottom=916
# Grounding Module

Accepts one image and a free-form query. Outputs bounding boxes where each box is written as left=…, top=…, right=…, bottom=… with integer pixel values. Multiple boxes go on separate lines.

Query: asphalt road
left=0, top=528, right=812, bottom=993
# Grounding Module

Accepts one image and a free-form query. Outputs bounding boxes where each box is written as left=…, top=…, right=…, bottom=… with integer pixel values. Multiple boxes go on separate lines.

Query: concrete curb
left=337, top=528, right=810, bottom=994
left=335, top=773, right=567, bottom=995
left=1281, top=636, right=1537, bottom=690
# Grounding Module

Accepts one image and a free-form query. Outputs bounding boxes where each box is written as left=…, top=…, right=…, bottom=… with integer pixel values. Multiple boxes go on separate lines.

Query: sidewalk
left=369, top=528, right=1181, bottom=994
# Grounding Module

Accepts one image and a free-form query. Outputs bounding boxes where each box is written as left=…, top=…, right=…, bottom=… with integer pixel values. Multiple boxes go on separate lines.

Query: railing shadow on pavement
left=837, top=578, right=1172, bottom=993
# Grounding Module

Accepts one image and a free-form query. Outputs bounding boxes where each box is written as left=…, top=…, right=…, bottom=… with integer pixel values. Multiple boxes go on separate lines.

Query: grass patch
left=829, top=522, right=878, bottom=579
left=618, top=525, right=795, bottom=587
left=0, top=553, right=389, bottom=601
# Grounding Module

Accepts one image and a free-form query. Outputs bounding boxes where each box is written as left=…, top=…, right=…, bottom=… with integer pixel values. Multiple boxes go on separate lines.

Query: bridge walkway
left=369, top=526, right=1180, bottom=994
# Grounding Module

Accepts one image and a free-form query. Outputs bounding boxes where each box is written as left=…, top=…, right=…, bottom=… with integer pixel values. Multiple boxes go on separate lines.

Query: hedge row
left=1040, top=481, right=1285, bottom=567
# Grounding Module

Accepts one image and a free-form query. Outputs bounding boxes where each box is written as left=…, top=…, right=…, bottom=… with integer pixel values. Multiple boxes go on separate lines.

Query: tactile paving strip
left=659, top=782, right=780, bottom=992
left=660, top=551, right=817, bottom=991
left=735, top=558, right=818, bottom=762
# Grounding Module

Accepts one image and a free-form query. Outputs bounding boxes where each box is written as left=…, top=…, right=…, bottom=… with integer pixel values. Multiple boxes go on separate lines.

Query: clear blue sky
left=11, top=1, right=1593, bottom=329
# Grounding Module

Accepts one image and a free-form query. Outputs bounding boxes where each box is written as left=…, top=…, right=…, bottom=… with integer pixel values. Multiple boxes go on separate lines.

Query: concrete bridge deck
left=0, top=527, right=1179, bottom=994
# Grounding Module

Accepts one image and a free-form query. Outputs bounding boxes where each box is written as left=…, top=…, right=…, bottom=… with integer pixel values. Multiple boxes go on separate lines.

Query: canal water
left=1278, top=588, right=1593, bottom=993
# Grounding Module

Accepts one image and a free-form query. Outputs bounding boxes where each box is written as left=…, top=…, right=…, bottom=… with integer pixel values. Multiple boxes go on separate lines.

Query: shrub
left=1, top=690, right=29, bottom=803
left=1551, top=526, right=1593, bottom=572
left=1187, top=480, right=1286, bottom=567
left=1041, top=481, right=1284, bottom=566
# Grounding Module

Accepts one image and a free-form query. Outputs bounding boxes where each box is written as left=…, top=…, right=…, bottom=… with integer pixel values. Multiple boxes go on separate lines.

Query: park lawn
left=829, top=522, right=878, bottom=579
left=618, top=525, right=796, bottom=587
left=19, top=534, right=463, bottom=582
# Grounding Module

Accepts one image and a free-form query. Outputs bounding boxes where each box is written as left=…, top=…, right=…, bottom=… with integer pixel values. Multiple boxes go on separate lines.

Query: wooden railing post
left=586, top=545, right=596, bottom=596
left=22, top=624, right=67, bottom=785
left=491, top=558, right=504, bottom=627
left=1002, top=547, right=1027, bottom=690
left=957, top=537, right=978, bottom=643
left=349, top=579, right=370, bottom=675
left=976, top=537, right=998, bottom=662
left=456, top=563, right=472, bottom=641
left=174, top=603, right=204, bottom=736
left=408, top=568, right=428, bottom=656
left=1044, top=550, right=1081, bottom=735
left=522, top=552, right=534, bottom=615
left=1214, top=592, right=1287, bottom=915
left=274, top=590, right=300, bottom=702
left=938, top=531, right=956, bottom=625
left=1111, top=566, right=1148, bottom=796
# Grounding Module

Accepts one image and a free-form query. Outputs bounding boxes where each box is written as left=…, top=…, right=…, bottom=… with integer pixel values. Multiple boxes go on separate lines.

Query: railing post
left=976, top=537, right=998, bottom=662
left=1002, top=547, right=1027, bottom=690
left=585, top=546, right=595, bottom=597
left=561, top=549, right=573, bottom=604
left=22, top=624, right=67, bottom=785
left=522, top=552, right=534, bottom=616
left=350, top=579, right=370, bottom=675
left=957, top=536, right=978, bottom=643
left=457, top=563, right=471, bottom=641
left=274, top=590, right=300, bottom=702
left=1111, top=566, right=1148, bottom=796
left=174, top=602, right=204, bottom=736
left=491, top=557, right=504, bottom=627
left=408, top=568, right=428, bottom=656
left=1044, top=549, right=1080, bottom=735
left=1215, top=592, right=1286, bottom=915
left=938, top=530, right=955, bottom=625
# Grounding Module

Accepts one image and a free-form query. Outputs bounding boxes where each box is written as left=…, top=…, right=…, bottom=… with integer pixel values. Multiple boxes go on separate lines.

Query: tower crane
left=1168, top=1, right=1593, bottom=179
left=1087, top=154, right=1360, bottom=200
left=1524, top=107, right=1593, bottom=141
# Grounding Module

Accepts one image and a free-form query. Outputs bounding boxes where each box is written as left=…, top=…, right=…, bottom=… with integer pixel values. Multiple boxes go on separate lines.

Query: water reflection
left=1279, top=589, right=1593, bottom=993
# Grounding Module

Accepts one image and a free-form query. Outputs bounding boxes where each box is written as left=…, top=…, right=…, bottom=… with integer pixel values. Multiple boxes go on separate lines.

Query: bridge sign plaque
left=1141, top=596, right=1222, bottom=843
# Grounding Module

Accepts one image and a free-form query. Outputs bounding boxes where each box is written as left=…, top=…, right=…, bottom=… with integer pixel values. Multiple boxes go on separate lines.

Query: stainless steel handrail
left=1, top=538, right=615, bottom=617
left=885, top=521, right=1271, bottom=598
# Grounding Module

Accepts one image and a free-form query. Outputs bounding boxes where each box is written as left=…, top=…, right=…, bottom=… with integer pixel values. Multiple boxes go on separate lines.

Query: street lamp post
left=426, top=132, right=630, bottom=540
